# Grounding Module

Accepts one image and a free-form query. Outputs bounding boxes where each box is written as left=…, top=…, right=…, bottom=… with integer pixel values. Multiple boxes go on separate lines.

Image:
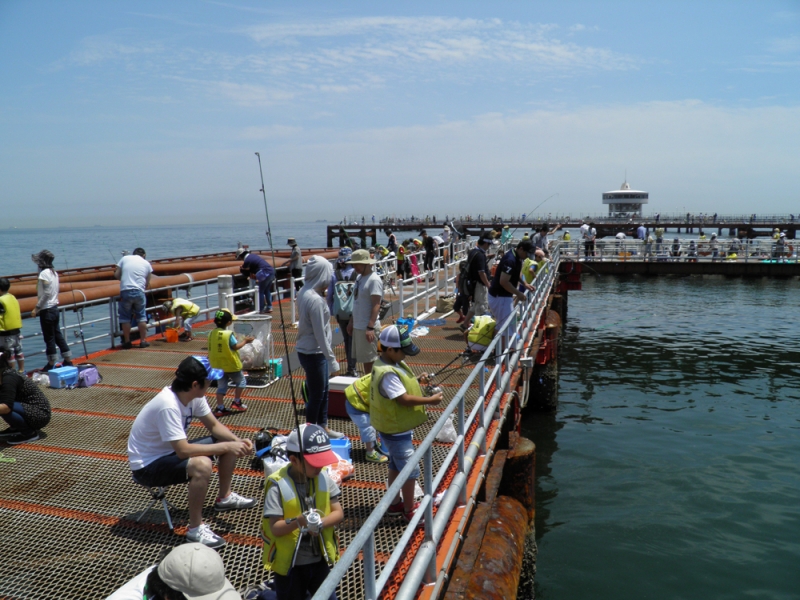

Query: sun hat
left=346, top=249, right=376, bottom=265
left=157, top=543, right=239, bottom=600
left=176, top=356, right=224, bottom=382
left=235, top=248, right=249, bottom=259
left=286, top=423, right=340, bottom=468
left=379, top=323, right=420, bottom=356
left=287, top=238, right=297, bottom=245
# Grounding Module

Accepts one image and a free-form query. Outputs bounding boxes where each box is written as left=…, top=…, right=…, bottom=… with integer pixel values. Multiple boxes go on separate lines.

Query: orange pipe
left=9, top=280, right=114, bottom=299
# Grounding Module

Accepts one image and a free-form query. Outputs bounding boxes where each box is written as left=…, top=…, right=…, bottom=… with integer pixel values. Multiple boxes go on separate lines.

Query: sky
left=1, top=1, right=799, bottom=227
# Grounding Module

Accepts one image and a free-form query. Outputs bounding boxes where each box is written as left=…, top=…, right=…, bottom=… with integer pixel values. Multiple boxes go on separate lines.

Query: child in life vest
left=162, top=298, right=201, bottom=341
left=0, top=278, right=25, bottom=374
left=371, top=325, right=443, bottom=522
left=344, top=373, right=388, bottom=464
left=208, top=309, right=254, bottom=417
left=261, top=424, right=344, bottom=600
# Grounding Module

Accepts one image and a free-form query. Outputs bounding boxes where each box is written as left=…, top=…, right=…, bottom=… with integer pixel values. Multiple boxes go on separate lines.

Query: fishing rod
left=60, top=250, right=89, bottom=359
left=424, top=345, right=521, bottom=388
left=256, top=152, right=306, bottom=463
left=509, top=193, right=559, bottom=237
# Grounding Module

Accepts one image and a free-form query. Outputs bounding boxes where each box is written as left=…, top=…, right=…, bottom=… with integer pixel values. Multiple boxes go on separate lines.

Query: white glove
left=329, top=359, right=340, bottom=374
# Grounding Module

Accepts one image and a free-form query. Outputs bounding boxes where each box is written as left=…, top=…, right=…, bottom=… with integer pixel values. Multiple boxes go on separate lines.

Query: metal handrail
left=312, top=246, right=560, bottom=600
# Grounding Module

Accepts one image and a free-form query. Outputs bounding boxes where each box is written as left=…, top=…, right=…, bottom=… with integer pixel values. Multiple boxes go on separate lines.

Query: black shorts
left=131, top=436, right=215, bottom=487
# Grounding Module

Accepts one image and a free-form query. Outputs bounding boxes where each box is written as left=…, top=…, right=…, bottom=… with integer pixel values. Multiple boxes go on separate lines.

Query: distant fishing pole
left=256, top=152, right=305, bottom=460
left=509, top=193, right=559, bottom=236
left=60, top=249, right=89, bottom=359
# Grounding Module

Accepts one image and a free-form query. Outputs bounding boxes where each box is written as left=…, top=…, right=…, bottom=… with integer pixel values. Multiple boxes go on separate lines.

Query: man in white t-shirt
left=127, top=355, right=256, bottom=548
left=114, top=248, right=153, bottom=349
left=346, top=249, right=384, bottom=374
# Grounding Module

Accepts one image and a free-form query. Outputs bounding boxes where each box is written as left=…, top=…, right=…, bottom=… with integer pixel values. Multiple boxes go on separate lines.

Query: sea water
left=526, top=275, right=800, bottom=600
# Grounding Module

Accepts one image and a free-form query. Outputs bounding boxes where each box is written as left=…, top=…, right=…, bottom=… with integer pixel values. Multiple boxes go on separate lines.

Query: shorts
left=352, top=329, right=379, bottom=363
left=0, top=333, right=23, bottom=359
left=470, top=283, right=488, bottom=316
left=379, top=431, right=419, bottom=480
left=131, top=436, right=215, bottom=487
left=119, top=289, right=147, bottom=324
left=487, top=293, right=514, bottom=337
left=217, top=371, right=246, bottom=395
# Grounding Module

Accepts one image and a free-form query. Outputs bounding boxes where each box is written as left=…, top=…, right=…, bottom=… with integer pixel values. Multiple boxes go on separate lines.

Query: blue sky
left=1, top=1, right=799, bottom=227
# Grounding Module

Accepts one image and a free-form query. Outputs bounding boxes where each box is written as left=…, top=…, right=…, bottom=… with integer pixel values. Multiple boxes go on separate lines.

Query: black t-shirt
left=467, top=248, right=488, bottom=284
left=489, top=249, right=522, bottom=297
left=424, top=236, right=435, bottom=252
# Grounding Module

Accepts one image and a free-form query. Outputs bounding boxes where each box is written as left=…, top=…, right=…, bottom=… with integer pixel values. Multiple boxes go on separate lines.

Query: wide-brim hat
left=346, top=249, right=376, bottom=265
left=157, top=543, right=239, bottom=600
left=287, top=238, right=297, bottom=245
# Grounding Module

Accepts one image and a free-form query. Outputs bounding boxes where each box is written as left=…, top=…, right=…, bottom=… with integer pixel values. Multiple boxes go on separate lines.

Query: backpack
left=332, top=269, right=357, bottom=320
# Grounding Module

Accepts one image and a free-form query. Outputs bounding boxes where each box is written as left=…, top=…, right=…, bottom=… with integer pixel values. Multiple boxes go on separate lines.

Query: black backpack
left=458, top=249, right=478, bottom=297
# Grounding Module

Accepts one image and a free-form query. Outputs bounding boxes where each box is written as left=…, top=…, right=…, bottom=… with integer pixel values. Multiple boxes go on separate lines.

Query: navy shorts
left=131, top=436, right=215, bottom=487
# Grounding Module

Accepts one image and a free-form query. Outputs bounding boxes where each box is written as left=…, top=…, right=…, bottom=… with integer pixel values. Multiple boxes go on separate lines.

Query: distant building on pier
left=602, top=181, right=648, bottom=217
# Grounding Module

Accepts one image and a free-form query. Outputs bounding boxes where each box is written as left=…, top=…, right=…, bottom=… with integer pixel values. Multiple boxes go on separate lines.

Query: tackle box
left=48, top=366, right=79, bottom=389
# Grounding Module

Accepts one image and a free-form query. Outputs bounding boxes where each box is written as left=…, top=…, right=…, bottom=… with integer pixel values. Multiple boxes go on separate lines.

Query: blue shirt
left=242, top=253, right=274, bottom=277
left=489, top=249, right=522, bottom=298
left=637, top=225, right=647, bottom=240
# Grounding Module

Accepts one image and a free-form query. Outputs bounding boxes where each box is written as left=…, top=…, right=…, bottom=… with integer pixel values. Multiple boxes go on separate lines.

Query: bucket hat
left=346, top=249, right=376, bottom=265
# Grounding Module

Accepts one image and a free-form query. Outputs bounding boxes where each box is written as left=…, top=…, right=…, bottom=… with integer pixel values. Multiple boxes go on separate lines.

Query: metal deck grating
left=0, top=306, right=490, bottom=600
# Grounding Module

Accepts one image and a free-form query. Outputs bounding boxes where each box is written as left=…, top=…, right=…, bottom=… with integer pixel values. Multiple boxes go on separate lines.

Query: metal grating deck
left=0, top=304, right=488, bottom=600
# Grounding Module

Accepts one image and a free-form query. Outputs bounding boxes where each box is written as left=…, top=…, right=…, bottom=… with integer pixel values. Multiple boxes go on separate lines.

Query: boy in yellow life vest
left=344, top=373, right=388, bottom=464
left=261, top=423, right=344, bottom=600
left=208, top=309, right=254, bottom=417
left=372, top=324, right=443, bottom=522
left=162, top=298, right=201, bottom=342
left=0, top=278, right=24, bottom=374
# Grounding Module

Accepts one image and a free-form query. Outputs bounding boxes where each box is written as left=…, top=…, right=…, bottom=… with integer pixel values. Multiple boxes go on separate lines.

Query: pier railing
left=312, top=245, right=560, bottom=600
left=556, top=237, right=796, bottom=263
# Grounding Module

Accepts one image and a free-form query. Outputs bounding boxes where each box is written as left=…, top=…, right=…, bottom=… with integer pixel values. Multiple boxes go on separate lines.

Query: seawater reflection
left=525, top=275, right=800, bottom=600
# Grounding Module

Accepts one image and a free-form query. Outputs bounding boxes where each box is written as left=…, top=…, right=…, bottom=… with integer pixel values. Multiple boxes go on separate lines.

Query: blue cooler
left=48, top=366, right=79, bottom=389
left=330, top=438, right=352, bottom=463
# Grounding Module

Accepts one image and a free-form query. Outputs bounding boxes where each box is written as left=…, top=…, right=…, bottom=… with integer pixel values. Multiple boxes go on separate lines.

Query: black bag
left=458, top=249, right=478, bottom=297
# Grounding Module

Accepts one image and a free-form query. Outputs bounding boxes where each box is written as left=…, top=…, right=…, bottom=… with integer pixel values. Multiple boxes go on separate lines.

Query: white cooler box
left=328, top=375, right=358, bottom=418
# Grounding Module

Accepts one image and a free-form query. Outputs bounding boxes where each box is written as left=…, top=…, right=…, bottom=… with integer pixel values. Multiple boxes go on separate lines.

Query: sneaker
left=402, top=501, right=421, bottom=523
left=387, top=501, right=405, bottom=516
left=6, top=431, right=40, bottom=445
left=374, top=440, right=389, bottom=457
left=325, top=428, right=345, bottom=439
left=138, top=341, right=151, bottom=348
left=213, top=406, right=231, bottom=418
left=215, top=491, right=257, bottom=512
left=365, top=450, right=388, bottom=464
left=186, top=523, right=226, bottom=548
left=345, top=370, right=358, bottom=378
left=62, top=359, right=74, bottom=367
left=121, top=342, right=132, bottom=350
left=17, top=370, right=26, bottom=376
left=229, top=401, right=248, bottom=412
left=0, top=428, right=19, bottom=438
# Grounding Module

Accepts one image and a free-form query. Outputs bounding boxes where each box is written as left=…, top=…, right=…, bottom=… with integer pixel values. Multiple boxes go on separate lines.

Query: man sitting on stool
left=127, top=356, right=256, bottom=549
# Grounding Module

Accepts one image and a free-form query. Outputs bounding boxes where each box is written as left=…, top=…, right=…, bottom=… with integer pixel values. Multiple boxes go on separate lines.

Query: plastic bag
left=32, top=372, right=50, bottom=386
left=240, top=338, right=265, bottom=369
left=435, top=417, right=457, bottom=443
left=327, top=460, right=355, bottom=486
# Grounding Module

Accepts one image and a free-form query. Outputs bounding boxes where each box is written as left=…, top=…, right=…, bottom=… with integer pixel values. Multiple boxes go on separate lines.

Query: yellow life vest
left=208, top=328, right=242, bottom=372
left=370, top=359, right=427, bottom=434
left=0, top=293, right=22, bottom=332
left=171, top=297, right=200, bottom=318
left=261, top=464, right=339, bottom=576
left=563, top=232, right=571, bottom=241
left=345, top=374, right=371, bottom=413
left=521, top=258, right=537, bottom=284
left=468, top=316, right=496, bottom=347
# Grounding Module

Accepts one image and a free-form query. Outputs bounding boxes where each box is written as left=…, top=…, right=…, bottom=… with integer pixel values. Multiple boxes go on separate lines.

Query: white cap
left=157, top=543, right=239, bottom=600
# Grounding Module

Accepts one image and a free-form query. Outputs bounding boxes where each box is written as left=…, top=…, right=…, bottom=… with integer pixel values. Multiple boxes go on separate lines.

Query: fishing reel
left=424, top=384, right=443, bottom=397
left=301, top=509, right=322, bottom=534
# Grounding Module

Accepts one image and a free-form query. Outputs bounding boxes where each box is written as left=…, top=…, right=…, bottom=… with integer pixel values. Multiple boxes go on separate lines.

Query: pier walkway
left=0, top=245, right=558, bottom=600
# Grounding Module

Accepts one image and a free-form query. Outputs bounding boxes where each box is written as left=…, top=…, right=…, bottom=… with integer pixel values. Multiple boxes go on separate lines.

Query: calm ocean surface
left=4, top=224, right=799, bottom=598
left=526, top=275, right=800, bottom=600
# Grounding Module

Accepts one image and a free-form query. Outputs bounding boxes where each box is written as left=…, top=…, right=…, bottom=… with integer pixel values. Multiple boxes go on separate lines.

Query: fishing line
left=256, top=152, right=305, bottom=461
left=509, top=193, right=559, bottom=237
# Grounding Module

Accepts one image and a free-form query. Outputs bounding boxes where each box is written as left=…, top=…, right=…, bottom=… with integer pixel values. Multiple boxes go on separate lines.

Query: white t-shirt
left=352, top=270, right=383, bottom=330
left=37, top=269, right=59, bottom=309
left=117, top=255, right=153, bottom=292
left=580, top=224, right=590, bottom=238
left=127, top=386, right=211, bottom=470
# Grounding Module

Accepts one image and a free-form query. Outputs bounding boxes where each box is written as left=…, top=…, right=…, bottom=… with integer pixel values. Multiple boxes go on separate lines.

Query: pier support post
left=499, top=435, right=536, bottom=525
left=217, top=275, right=234, bottom=313
left=528, top=360, right=559, bottom=411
